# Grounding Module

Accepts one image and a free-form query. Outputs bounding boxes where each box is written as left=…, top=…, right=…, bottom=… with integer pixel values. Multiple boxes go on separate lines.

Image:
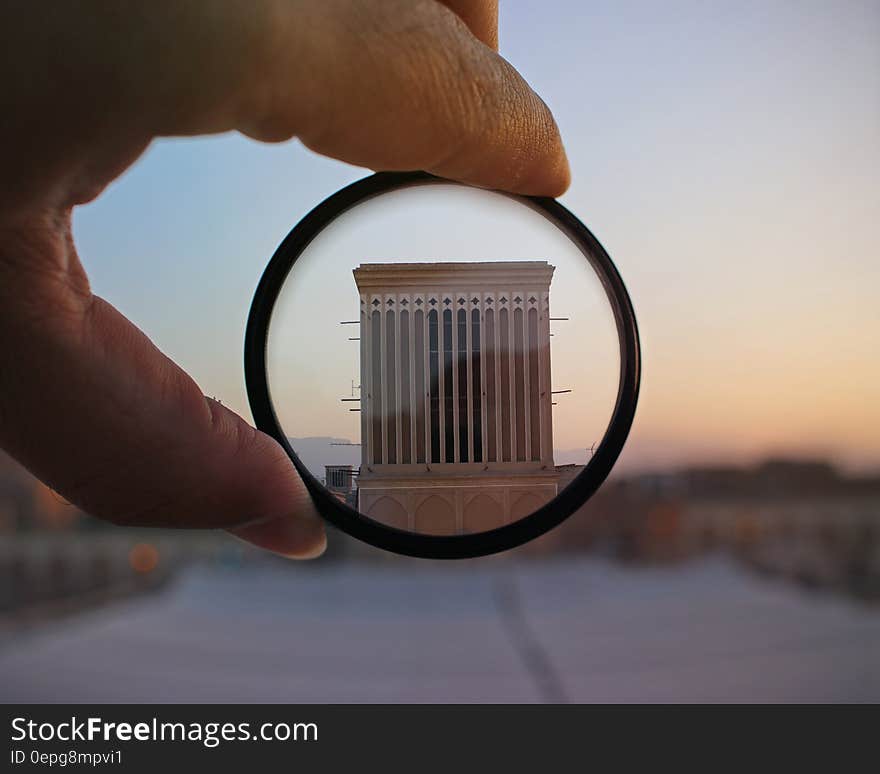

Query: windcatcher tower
left=354, top=261, right=558, bottom=534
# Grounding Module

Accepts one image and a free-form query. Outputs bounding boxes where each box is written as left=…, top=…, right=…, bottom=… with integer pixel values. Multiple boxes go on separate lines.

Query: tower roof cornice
left=353, top=261, right=554, bottom=291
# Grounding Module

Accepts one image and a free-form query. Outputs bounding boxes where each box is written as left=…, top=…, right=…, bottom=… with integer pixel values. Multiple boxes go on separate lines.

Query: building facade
left=354, top=262, right=558, bottom=534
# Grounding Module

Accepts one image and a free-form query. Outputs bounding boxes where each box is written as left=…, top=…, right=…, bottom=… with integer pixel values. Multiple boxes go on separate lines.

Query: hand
left=0, top=0, right=569, bottom=558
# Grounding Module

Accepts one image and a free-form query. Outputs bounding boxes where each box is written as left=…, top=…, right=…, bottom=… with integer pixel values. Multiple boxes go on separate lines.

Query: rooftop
left=353, top=260, right=555, bottom=291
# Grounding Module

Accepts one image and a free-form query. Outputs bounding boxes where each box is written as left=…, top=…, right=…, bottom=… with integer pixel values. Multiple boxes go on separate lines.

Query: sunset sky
left=73, top=0, right=879, bottom=473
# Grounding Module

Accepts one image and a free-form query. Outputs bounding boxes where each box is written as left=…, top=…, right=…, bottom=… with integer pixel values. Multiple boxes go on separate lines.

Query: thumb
left=0, top=211, right=325, bottom=559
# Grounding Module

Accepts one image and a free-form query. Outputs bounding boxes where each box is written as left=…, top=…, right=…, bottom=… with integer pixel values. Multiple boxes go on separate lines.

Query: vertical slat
left=542, top=291, right=552, bottom=462
left=507, top=293, right=516, bottom=463
left=380, top=298, right=387, bottom=464
left=424, top=303, right=431, bottom=463
left=480, top=294, right=489, bottom=463
left=437, top=296, right=445, bottom=465
left=394, top=296, right=401, bottom=464
left=451, top=297, right=460, bottom=464
left=360, top=304, right=369, bottom=467
left=522, top=296, right=531, bottom=464
left=465, top=295, right=474, bottom=463
left=409, top=303, right=416, bottom=463
left=493, top=293, right=502, bottom=462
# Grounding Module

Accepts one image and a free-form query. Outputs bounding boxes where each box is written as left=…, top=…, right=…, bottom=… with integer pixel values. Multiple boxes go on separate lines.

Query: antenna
left=550, top=316, right=567, bottom=339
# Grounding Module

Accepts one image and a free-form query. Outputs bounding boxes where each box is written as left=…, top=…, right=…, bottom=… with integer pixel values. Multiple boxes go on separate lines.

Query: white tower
left=354, top=261, right=558, bottom=534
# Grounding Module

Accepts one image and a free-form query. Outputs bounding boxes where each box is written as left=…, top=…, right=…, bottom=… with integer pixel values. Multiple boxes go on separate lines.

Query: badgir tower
left=354, top=261, right=558, bottom=534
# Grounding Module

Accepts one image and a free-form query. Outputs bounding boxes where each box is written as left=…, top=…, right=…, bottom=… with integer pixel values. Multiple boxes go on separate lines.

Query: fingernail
left=229, top=510, right=327, bottom=560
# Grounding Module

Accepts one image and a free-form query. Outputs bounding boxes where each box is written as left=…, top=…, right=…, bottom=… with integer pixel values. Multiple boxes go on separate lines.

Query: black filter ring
left=244, top=171, right=640, bottom=559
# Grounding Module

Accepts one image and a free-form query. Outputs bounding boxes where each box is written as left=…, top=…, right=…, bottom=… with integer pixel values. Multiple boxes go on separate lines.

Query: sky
left=72, top=0, right=879, bottom=473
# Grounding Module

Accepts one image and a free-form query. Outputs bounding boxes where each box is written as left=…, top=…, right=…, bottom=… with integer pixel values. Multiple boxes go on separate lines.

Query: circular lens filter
left=245, top=171, right=640, bottom=558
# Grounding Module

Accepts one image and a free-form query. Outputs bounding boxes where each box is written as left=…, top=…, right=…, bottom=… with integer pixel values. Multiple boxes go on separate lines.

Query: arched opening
left=463, top=494, right=504, bottom=534
left=510, top=493, right=544, bottom=521
left=415, top=495, right=456, bottom=535
left=367, top=496, right=409, bottom=531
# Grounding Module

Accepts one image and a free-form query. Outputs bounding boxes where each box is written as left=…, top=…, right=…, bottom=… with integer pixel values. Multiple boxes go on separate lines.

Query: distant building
left=557, top=460, right=880, bottom=600
left=354, top=262, right=558, bottom=534
left=324, top=464, right=357, bottom=509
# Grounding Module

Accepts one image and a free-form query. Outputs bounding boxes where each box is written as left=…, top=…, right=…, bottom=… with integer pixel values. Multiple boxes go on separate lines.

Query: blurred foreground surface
left=1, top=556, right=877, bottom=703
left=3, top=452, right=877, bottom=702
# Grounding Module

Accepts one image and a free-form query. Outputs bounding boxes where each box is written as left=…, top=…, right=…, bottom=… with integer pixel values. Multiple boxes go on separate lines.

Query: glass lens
left=265, top=183, right=621, bottom=536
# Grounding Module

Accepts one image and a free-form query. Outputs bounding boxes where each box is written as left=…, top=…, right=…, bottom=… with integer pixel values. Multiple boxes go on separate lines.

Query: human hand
left=0, top=0, right=569, bottom=558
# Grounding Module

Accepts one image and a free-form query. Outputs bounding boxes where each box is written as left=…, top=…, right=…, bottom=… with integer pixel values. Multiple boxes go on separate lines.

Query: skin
left=0, top=0, right=569, bottom=559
